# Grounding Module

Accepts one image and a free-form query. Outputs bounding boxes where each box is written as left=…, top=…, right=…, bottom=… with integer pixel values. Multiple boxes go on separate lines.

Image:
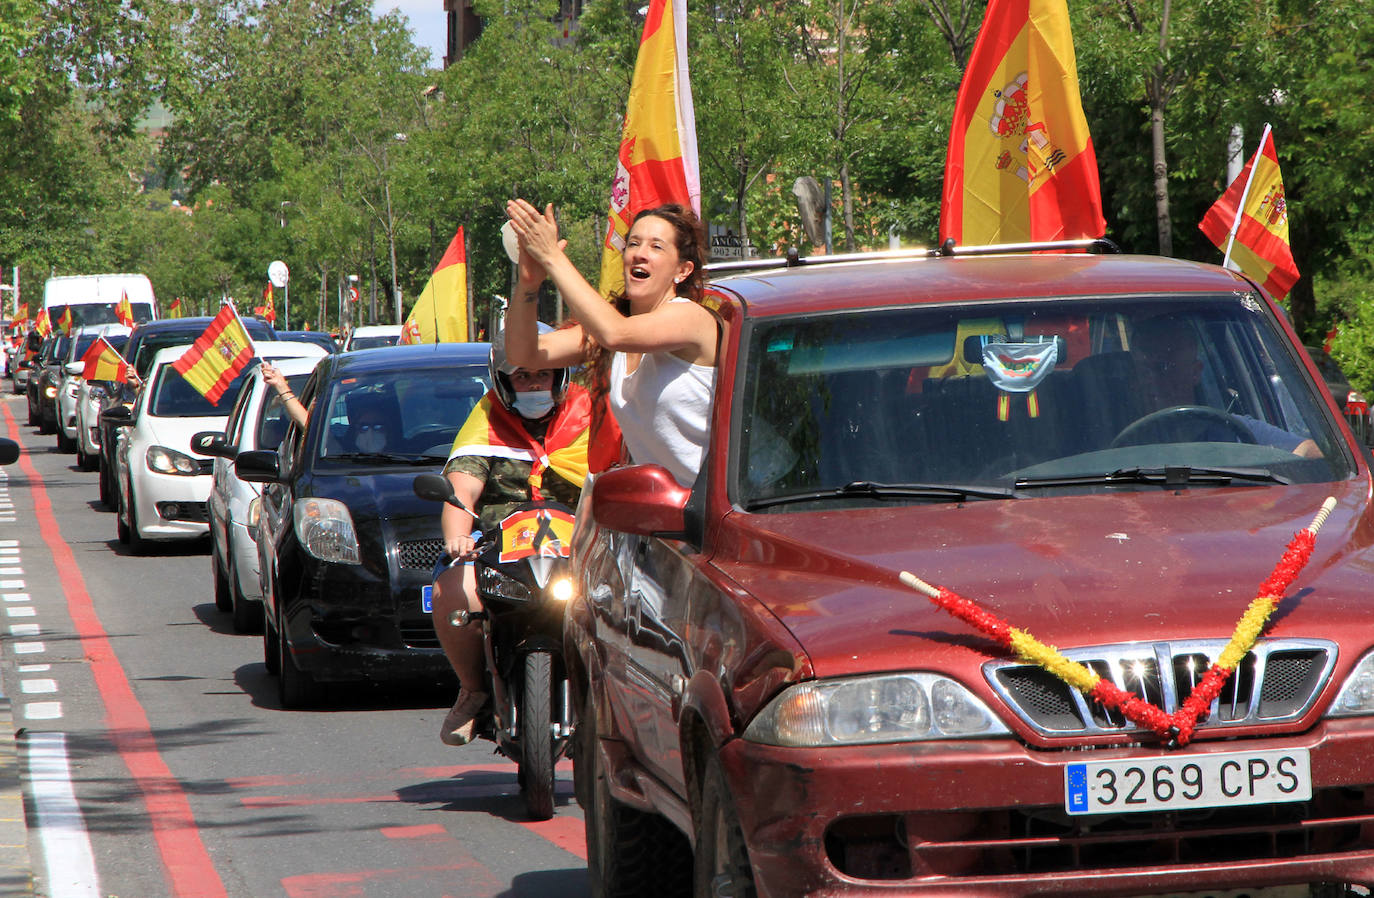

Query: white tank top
left=609, top=340, right=715, bottom=487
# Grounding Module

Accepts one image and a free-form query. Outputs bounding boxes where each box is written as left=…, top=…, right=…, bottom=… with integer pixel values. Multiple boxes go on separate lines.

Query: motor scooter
left=413, top=471, right=576, bottom=821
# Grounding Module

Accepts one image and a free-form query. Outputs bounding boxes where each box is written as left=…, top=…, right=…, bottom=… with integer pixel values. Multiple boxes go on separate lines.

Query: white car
left=112, top=342, right=327, bottom=553
left=57, top=323, right=130, bottom=458
left=342, top=324, right=401, bottom=351
left=202, top=354, right=324, bottom=631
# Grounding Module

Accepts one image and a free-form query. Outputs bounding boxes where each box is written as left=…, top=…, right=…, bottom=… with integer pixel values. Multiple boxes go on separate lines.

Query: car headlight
left=246, top=497, right=261, bottom=541
left=744, top=673, right=1010, bottom=747
left=43, top=383, right=57, bottom=398
left=293, top=497, right=360, bottom=564
left=1329, top=651, right=1374, bottom=717
left=146, top=445, right=200, bottom=475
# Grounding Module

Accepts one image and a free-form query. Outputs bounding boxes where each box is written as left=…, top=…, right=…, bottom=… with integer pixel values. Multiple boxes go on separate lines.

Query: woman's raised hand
left=505, top=200, right=563, bottom=270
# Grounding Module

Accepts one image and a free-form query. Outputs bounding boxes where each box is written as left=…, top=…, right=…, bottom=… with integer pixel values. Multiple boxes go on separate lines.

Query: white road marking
left=26, top=732, right=101, bottom=898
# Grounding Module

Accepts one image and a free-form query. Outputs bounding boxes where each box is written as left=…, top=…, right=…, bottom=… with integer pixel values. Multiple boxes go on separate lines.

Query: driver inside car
left=1130, top=315, right=1322, bottom=458
left=430, top=338, right=591, bottom=746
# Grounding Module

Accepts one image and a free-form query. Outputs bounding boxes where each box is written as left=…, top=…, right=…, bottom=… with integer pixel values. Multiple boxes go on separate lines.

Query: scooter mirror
left=413, top=471, right=477, bottom=517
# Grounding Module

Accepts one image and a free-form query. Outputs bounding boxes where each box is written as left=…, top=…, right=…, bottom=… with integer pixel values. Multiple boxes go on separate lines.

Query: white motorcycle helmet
left=488, top=320, right=569, bottom=412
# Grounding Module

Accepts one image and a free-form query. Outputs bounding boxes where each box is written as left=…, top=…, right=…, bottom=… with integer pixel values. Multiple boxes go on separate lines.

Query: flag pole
left=1222, top=122, right=1272, bottom=269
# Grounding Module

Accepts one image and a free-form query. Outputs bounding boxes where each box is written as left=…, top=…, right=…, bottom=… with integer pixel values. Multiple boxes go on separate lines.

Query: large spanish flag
left=597, top=0, right=700, bottom=298
left=81, top=337, right=131, bottom=382
left=172, top=305, right=255, bottom=405
left=940, top=0, right=1105, bottom=245
left=1198, top=125, right=1299, bottom=300
left=400, top=226, right=467, bottom=343
left=447, top=384, right=592, bottom=499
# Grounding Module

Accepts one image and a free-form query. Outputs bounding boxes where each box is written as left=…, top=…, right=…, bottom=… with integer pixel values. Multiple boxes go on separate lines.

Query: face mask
left=356, top=427, right=386, bottom=453
left=512, top=390, right=555, bottom=419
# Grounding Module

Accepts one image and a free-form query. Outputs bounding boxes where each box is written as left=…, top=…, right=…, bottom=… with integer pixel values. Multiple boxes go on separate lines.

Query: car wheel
left=276, top=607, right=322, bottom=709
left=229, top=541, right=264, bottom=634
left=262, top=607, right=281, bottom=675
left=56, top=429, right=74, bottom=453
left=115, top=488, right=131, bottom=544
left=212, top=545, right=233, bottom=613
left=98, top=459, right=113, bottom=508
left=519, top=651, right=557, bottom=821
left=585, top=688, right=692, bottom=898
left=25, top=398, right=36, bottom=425
left=125, top=480, right=149, bottom=555
left=693, top=752, right=758, bottom=898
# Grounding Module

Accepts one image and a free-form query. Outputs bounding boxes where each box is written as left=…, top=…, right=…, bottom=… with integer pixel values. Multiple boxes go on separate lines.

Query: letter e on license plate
left=1065, top=748, right=1311, bottom=815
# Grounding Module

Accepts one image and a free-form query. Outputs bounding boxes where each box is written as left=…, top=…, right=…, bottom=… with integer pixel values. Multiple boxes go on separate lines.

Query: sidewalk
left=0, top=691, right=34, bottom=895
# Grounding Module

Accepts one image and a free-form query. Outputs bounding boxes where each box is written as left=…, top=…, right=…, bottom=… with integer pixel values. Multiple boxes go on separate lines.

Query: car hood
left=135, top=414, right=227, bottom=455
left=713, top=481, right=1374, bottom=680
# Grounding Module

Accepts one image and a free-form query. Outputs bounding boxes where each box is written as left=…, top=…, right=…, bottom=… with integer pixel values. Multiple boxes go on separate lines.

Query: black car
left=235, top=342, right=490, bottom=707
left=97, top=316, right=278, bottom=509
left=27, top=333, right=69, bottom=433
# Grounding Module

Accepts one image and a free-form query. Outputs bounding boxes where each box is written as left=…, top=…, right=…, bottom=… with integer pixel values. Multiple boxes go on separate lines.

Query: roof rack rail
left=704, top=236, right=1120, bottom=276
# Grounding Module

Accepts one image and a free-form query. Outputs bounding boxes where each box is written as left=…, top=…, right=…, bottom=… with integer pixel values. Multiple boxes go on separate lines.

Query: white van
left=43, top=274, right=157, bottom=329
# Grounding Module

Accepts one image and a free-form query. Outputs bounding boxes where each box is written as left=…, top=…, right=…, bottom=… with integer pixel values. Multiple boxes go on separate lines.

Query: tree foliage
left=0, top=0, right=1370, bottom=359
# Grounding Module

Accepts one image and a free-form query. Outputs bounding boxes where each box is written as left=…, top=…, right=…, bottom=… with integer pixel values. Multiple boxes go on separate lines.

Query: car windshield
left=736, top=293, right=1355, bottom=511
left=348, top=335, right=397, bottom=350
left=316, top=365, right=490, bottom=463
left=149, top=363, right=250, bottom=417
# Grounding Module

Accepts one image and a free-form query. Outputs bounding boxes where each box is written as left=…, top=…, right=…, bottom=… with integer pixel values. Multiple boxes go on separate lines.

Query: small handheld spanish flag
left=81, top=337, right=131, bottom=383
left=172, top=305, right=256, bottom=405
left=57, top=306, right=73, bottom=335
left=115, top=291, right=135, bottom=327
left=34, top=308, right=51, bottom=337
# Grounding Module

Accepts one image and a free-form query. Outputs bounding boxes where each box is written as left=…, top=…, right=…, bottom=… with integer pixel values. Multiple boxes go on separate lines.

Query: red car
left=567, top=246, right=1374, bottom=897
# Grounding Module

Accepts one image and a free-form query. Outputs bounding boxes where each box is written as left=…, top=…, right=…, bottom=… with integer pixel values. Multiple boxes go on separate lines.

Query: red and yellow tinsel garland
left=899, top=497, right=1336, bottom=747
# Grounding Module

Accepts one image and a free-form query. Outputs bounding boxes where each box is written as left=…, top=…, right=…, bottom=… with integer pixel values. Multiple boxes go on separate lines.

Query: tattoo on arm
left=520, top=289, right=538, bottom=304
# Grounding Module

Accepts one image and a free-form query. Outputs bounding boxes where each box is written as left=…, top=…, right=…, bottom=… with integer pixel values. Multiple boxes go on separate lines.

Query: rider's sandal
left=440, top=690, right=489, bottom=746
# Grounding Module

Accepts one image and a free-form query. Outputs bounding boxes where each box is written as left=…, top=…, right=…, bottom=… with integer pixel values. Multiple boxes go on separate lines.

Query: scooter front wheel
left=519, top=650, right=556, bottom=820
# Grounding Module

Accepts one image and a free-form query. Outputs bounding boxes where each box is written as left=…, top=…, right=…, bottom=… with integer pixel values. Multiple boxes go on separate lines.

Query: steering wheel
left=1110, top=405, right=1256, bottom=448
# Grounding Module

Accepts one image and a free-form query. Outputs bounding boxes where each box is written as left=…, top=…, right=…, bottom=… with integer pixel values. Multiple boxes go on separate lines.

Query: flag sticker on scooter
left=498, top=507, right=575, bottom=563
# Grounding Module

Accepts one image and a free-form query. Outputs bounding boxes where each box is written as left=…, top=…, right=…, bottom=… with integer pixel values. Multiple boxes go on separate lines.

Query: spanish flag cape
left=447, top=383, right=592, bottom=499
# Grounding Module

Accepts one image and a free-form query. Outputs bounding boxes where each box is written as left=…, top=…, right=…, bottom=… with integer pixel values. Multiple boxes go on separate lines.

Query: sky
left=373, top=1, right=449, bottom=68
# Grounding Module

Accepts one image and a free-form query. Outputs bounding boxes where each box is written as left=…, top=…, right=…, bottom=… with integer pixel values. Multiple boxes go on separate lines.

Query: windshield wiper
left=328, top=451, right=434, bottom=465
left=1015, top=465, right=1290, bottom=489
left=746, top=479, right=1017, bottom=510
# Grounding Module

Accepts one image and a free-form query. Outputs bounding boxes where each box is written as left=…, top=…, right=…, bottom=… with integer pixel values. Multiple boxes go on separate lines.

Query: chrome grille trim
left=984, top=638, right=1337, bottom=736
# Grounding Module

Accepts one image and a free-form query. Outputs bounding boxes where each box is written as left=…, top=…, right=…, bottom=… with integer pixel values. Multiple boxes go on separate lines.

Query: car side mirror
left=235, top=449, right=282, bottom=484
left=0, top=438, right=18, bottom=465
left=100, top=406, right=133, bottom=426
left=64, top=361, right=83, bottom=376
left=591, top=464, right=690, bottom=538
left=192, top=430, right=233, bottom=459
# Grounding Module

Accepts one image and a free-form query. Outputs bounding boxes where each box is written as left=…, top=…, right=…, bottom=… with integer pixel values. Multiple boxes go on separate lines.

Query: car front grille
left=986, top=638, right=1336, bottom=737
left=396, top=538, right=445, bottom=571
left=399, top=621, right=440, bottom=649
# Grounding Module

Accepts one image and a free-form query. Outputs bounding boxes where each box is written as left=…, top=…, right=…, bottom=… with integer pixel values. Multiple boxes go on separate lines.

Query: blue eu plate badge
left=422, top=585, right=433, bottom=614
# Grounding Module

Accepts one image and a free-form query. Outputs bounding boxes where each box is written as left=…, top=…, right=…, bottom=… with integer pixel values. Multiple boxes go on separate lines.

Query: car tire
left=25, top=399, right=35, bottom=425
left=56, top=429, right=74, bottom=453
left=115, top=490, right=131, bottom=544
left=229, top=545, right=263, bottom=634
left=520, top=651, right=556, bottom=821
left=262, top=608, right=281, bottom=676
left=585, top=689, right=692, bottom=898
left=98, top=459, right=113, bottom=509
left=212, top=547, right=233, bottom=612
left=125, top=479, right=149, bottom=556
left=693, top=752, right=758, bottom=898
left=276, top=607, right=323, bottom=709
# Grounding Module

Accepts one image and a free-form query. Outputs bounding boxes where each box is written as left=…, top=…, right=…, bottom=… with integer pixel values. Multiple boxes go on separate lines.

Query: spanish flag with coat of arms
left=172, top=305, right=255, bottom=405
left=1198, top=124, right=1299, bottom=301
left=447, top=384, right=592, bottom=500
left=940, top=0, right=1106, bottom=245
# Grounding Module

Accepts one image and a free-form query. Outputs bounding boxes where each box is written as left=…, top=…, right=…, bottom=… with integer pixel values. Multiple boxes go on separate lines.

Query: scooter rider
left=432, top=335, right=592, bottom=746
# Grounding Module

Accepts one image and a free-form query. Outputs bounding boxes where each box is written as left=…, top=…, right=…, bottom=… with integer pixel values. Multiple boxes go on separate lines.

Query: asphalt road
left=0, top=391, right=590, bottom=898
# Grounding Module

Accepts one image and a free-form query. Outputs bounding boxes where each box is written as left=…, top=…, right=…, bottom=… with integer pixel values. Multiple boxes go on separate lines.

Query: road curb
left=0, top=694, right=34, bottom=895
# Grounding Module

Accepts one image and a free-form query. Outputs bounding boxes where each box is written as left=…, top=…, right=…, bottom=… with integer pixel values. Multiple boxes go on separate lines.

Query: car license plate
left=1065, top=748, right=1310, bottom=815
left=421, top=585, right=433, bottom=614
